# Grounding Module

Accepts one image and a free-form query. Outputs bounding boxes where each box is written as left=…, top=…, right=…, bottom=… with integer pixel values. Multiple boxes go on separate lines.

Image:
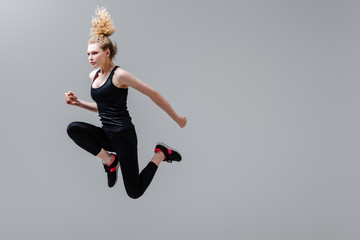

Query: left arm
left=115, top=70, right=187, bottom=128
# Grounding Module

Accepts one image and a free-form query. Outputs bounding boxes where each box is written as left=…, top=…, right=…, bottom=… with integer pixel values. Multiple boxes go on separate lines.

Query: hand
left=65, top=91, right=80, bottom=106
left=177, top=116, right=187, bottom=128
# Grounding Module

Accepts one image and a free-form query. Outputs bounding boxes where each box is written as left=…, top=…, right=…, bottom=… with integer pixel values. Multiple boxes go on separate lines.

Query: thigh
left=68, top=121, right=115, bottom=152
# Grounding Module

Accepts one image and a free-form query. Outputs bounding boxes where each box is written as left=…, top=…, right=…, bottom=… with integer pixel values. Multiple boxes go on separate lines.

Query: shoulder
left=113, top=67, right=155, bottom=96
left=113, top=67, right=134, bottom=84
left=88, top=69, right=99, bottom=82
left=113, top=66, right=130, bottom=79
left=113, top=67, right=132, bottom=88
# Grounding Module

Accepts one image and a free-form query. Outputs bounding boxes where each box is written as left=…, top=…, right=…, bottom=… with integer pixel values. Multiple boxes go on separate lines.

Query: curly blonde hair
left=88, top=7, right=118, bottom=60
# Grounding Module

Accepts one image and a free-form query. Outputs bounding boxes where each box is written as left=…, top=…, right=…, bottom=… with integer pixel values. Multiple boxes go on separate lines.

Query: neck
left=99, top=61, right=115, bottom=75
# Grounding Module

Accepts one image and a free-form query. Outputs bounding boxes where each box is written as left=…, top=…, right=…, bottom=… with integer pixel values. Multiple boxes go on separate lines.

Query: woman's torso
left=90, top=66, right=134, bottom=132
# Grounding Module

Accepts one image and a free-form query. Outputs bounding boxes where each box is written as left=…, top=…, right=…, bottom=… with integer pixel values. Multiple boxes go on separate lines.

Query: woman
left=65, top=7, right=187, bottom=199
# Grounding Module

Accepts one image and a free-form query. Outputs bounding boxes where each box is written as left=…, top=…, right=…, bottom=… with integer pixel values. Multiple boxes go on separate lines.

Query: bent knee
left=126, top=190, right=142, bottom=199
left=66, top=121, right=82, bottom=136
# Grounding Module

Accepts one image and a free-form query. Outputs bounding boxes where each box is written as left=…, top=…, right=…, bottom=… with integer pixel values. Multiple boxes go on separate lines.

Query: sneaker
left=103, top=153, right=119, bottom=188
left=154, top=142, right=182, bottom=163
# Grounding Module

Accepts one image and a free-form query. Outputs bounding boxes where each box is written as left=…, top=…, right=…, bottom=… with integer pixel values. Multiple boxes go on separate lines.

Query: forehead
left=87, top=43, right=101, bottom=52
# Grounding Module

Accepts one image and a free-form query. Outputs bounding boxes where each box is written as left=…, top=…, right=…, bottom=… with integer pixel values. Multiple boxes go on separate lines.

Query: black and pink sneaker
left=103, top=153, right=119, bottom=188
left=155, top=142, right=182, bottom=163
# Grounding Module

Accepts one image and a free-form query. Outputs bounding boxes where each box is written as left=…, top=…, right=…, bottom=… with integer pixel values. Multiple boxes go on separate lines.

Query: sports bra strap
left=111, top=65, right=119, bottom=75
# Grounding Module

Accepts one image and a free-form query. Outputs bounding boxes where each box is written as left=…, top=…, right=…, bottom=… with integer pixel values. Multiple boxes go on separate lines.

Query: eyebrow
left=87, top=50, right=98, bottom=54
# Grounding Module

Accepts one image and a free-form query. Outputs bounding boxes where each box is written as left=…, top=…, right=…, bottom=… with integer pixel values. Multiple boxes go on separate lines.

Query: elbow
left=150, top=89, right=160, bottom=101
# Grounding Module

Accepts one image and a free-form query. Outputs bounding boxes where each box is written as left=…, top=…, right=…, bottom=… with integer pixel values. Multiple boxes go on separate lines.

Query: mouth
left=90, top=62, right=96, bottom=65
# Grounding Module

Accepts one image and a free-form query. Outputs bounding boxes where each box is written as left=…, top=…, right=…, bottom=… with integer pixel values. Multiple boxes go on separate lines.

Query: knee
left=128, top=195, right=141, bottom=200
left=66, top=121, right=81, bottom=137
left=126, top=189, right=142, bottom=199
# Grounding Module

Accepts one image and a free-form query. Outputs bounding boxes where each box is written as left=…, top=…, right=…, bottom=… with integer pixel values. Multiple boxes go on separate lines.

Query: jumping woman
left=65, top=7, right=187, bottom=199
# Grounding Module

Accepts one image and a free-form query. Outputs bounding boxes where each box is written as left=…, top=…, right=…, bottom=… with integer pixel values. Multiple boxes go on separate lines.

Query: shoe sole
left=156, top=142, right=182, bottom=161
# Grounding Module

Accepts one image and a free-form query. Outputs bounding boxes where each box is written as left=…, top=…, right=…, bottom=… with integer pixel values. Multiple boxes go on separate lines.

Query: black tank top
left=90, top=66, right=134, bottom=132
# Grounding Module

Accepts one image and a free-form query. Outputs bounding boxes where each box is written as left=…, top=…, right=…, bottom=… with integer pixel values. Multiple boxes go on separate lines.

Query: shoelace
left=162, top=148, right=174, bottom=163
left=158, top=146, right=171, bottom=162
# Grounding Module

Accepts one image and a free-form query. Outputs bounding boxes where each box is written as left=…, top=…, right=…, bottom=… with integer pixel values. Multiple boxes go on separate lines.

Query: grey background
left=1, top=0, right=359, bottom=239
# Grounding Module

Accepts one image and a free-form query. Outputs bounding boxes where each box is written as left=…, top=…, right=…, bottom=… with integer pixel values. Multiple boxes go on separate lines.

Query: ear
left=106, top=49, right=111, bottom=57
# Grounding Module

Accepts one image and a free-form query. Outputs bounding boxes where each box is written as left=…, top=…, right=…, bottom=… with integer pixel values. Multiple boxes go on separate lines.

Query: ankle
left=151, top=151, right=165, bottom=166
left=155, top=151, right=165, bottom=161
left=104, top=154, right=115, bottom=166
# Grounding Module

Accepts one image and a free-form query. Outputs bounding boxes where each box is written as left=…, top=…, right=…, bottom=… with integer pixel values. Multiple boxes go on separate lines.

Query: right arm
left=64, top=91, right=98, bottom=113
left=64, top=71, right=99, bottom=113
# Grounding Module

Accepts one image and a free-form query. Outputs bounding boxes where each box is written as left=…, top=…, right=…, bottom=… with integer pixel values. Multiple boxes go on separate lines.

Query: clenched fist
left=65, top=91, right=80, bottom=106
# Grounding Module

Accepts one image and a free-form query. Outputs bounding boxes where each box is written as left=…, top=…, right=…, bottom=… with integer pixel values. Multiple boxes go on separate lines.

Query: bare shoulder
left=113, top=67, right=154, bottom=95
left=113, top=67, right=131, bottom=88
left=114, top=67, right=130, bottom=78
left=88, top=69, right=99, bottom=82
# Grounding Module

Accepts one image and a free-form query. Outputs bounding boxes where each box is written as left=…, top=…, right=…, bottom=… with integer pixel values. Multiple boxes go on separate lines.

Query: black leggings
left=66, top=121, right=158, bottom=199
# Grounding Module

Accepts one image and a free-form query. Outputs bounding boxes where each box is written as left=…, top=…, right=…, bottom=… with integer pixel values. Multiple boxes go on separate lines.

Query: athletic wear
left=91, top=66, right=134, bottom=132
left=103, top=153, right=119, bottom=188
left=155, top=142, right=182, bottom=163
left=67, top=65, right=180, bottom=198
left=67, top=122, right=158, bottom=198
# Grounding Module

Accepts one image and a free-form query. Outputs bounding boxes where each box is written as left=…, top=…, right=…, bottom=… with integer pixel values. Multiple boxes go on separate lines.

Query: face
left=87, top=43, right=110, bottom=68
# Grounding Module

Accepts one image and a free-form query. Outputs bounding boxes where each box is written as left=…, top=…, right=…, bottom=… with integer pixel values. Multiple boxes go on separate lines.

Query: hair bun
left=90, top=7, right=115, bottom=37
